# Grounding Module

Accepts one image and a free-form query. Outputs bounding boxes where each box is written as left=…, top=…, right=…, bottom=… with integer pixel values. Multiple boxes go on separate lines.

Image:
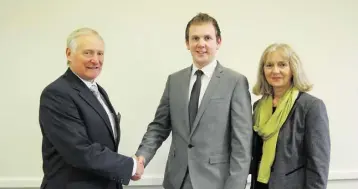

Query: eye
left=83, top=50, right=94, bottom=56
left=264, top=63, right=273, bottom=68
left=98, top=52, right=104, bottom=56
left=204, top=36, right=211, bottom=40
left=192, top=36, right=199, bottom=41
left=278, top=62, right=288, bottom=67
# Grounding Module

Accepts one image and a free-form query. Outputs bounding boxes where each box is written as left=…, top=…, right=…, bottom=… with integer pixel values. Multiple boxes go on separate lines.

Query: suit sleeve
left=249, top=101, right=259, bottom=176
left=135, top=76, right=172, bottom=165
left=224, top=75, right=253, bottom=189
left=304, top=99, right=330, bottom=189
left=39, top=87, right=134, bottom=185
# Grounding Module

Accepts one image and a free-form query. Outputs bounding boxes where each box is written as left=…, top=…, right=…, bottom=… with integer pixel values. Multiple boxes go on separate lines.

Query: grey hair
left=66, top=27, right=103, bottom=65
left=252, top=43, right=313, bottom=96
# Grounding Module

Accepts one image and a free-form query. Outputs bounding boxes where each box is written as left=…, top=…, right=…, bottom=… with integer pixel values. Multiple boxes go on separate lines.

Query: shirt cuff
left=132, top=157, right=137, bottom=176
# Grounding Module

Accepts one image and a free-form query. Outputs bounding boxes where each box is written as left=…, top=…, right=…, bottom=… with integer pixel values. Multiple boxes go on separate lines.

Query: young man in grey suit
left=133, top=13, right=253, bottom=189
left=38, top=28, right=144, bottom=189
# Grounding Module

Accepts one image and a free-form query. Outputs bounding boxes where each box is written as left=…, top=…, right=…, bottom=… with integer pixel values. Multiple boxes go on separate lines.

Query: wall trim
left=0, top=171, right=357, bottom=188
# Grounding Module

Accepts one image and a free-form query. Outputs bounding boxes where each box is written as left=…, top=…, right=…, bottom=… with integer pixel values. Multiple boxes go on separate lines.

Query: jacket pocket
left=209, top=154, right=229, bottom=164
left=284, top=165, right=305, bottom=188
left=285, top=165, right=305, bottom=176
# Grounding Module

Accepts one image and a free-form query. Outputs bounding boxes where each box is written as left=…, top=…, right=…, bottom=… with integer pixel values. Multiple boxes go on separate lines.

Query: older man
left=39, top=27, right=143, bottom=189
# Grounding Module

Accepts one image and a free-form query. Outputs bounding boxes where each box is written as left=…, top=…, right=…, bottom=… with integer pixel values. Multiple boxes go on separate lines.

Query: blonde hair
left=252, top=43, right=312, bottom=96
left=66, top=27, right=103, bottom=65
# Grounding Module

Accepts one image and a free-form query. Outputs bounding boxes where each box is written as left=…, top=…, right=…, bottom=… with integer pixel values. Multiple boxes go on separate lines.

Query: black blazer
left=250, top=92, right=330, bottom=189
left=39, top=68, right=133, bottom=189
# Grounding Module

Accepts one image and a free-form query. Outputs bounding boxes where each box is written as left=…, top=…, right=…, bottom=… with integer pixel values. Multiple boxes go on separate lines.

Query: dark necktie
left=188, top=70, right=204, bottom=131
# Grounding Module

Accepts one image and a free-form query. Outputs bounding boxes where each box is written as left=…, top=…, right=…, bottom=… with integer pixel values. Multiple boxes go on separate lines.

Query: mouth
left=196, top=50, right=207, bottom=55
left=87, top=66, right=100, bottom=70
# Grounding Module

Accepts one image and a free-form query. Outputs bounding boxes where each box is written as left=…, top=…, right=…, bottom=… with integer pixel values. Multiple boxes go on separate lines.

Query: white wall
left=0, top=0, right=357, bottom=188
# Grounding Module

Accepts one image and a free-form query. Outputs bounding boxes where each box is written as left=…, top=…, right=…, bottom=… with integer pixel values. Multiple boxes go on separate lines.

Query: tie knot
left=195, top=70, right=204, bottom=77
left=90, top=84, right=98, bottom=91
left=90, top=84, right=100, bottom=97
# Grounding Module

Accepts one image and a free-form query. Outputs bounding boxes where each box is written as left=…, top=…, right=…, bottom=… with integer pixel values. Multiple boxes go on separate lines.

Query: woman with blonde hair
left=250, top=43, right=330, bottom=189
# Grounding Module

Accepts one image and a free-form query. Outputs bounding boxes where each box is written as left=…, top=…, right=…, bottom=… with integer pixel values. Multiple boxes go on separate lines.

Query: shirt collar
left=191, top=59, right=217, bottom=78
left=72, top=70, right=97, bottom=89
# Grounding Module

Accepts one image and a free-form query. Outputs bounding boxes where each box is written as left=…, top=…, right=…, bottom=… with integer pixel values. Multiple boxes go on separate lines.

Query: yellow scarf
left=253, top=87, right=299, bottom=183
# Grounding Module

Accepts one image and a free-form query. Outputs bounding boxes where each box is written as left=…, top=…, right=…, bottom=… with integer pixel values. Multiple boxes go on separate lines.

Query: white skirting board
left=0, top=171, right=357, bottom=188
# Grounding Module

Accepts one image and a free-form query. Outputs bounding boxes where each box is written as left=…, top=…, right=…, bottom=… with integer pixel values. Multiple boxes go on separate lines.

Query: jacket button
left=188, top=144, right=194, bottom=148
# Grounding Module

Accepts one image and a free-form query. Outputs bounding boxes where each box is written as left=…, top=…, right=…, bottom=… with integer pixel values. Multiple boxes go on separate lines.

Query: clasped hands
left=131, top=155, right=145, bottom=181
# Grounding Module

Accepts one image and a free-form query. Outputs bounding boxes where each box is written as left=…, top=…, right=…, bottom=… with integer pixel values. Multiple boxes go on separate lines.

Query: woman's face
left=263, top=50, right=293, bottom=91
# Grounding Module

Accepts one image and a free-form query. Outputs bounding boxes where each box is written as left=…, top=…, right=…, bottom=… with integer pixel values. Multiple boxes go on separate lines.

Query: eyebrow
left=82, top=49, right=104, bottom=52
left=191, top=34, right=213, bottom=37
left=266, top=60, right=287, bottom=64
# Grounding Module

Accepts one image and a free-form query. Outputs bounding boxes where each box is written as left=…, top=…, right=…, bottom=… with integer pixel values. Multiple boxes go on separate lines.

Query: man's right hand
left=131, top=156, right=145, bottom=181
left=137, top=155, right=145, bottom=165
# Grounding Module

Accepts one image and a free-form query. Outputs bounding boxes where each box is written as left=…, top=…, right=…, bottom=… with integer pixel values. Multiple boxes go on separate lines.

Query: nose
left=89, top=55, right=100, bottom=64
left=272, top=65, right=280, bottom=73
left=198, top=38, right=205, bottom=47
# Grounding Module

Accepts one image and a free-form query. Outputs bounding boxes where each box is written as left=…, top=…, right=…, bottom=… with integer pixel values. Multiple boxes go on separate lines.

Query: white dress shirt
left=188, top=59, right=217, bottom=106
left=75, top=74, right=137, bottom=176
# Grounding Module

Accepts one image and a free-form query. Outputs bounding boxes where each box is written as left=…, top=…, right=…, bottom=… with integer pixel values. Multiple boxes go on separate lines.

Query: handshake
left=131, top=155, right=145, bottom=181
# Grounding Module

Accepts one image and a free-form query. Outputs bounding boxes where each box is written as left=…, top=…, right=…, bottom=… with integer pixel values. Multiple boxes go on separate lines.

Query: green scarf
left=253, top=86, right=299, bottom=183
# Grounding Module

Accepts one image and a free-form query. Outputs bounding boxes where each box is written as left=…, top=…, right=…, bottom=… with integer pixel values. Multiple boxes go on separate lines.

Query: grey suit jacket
left=136, top=62, right=253, bottom=189
left=250, top=92, right=331, bottom=189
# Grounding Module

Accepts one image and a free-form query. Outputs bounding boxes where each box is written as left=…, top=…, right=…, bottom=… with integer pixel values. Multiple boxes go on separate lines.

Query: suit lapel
left=97, top=85, right=121, bottom=147
left=78, top=91, right=114, bottom=138
left=64, top=69, right=116, bottom=144
left=179, top=67, right=192, bottom=136
left=190, top=63, right=223, bottom=137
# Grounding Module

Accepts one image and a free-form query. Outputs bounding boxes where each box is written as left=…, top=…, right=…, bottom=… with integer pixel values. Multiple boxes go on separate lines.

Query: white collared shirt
left=188, top=60, right=217, bottom=107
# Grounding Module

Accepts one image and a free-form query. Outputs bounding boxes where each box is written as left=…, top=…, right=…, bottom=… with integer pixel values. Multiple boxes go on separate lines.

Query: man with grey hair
left=39, top=27, right=143, bottom=189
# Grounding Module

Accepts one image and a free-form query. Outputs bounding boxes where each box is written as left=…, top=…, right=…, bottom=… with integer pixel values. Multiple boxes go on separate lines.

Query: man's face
left=66, top=34, right=104, bottom=81
left=186, top=22, right=221, bottom=68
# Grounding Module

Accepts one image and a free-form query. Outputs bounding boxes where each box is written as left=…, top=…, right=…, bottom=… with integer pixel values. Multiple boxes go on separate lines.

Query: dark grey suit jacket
left=250, top=92, right=330, bottom=189
left=39, top=68, right=133, bottom=189
left=136, top=62, right=253, bottom=189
